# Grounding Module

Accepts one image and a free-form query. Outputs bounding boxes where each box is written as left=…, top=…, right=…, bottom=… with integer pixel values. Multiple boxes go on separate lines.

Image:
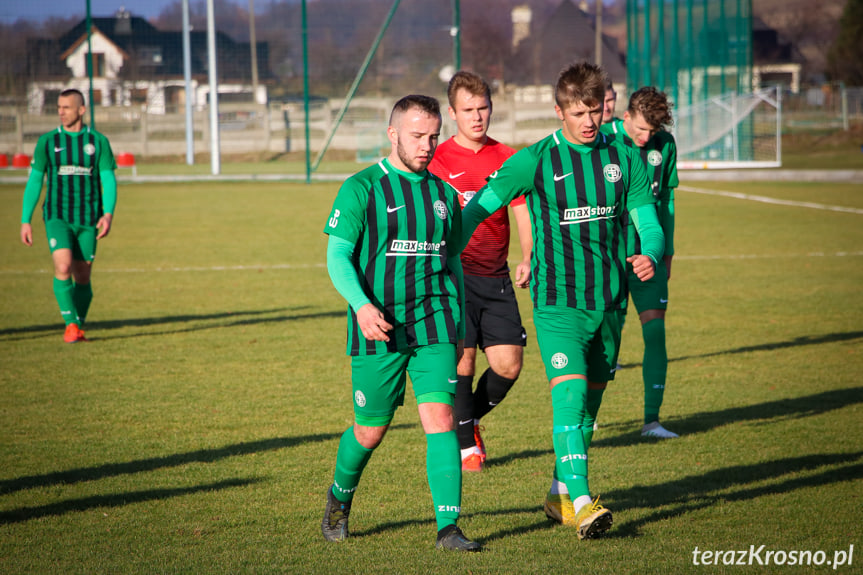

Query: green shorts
left=45, top=219, right=98, bottom=262
left=533, top=306, right=623, bottom=383
left=349, top=343, right=457, bottom=426
left=628, top=259, right=668, bottom=314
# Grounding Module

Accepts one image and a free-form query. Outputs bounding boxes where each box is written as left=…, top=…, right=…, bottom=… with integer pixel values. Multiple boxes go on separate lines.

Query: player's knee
left=485, top=368, right=518, bottom=403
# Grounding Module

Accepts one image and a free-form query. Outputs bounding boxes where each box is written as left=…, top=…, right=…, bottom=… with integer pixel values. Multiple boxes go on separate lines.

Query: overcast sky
left=1, top=0, right=240, bottom=22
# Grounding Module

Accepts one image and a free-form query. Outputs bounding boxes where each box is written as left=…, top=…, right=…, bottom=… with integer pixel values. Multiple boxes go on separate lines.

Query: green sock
left=582, top=387, right=605, bottom=448
left=332, top=427, right=374, bottom=503
left=73, top=282, right=93, bottom=324
left=642, top=318, right=667, bottom=424
left=426, top=430, right=461, bottom=531
left=53, top=278, right=78, bottom=326
left=550, top=380, right=590, bottom=499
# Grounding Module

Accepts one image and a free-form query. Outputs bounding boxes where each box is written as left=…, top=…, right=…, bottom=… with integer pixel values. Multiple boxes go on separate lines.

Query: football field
left=0, top=178, right=861, bottom=573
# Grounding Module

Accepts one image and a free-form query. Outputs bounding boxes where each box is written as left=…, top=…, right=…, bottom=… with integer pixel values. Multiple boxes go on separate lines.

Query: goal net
left=673, top=86, right=781, bottom=169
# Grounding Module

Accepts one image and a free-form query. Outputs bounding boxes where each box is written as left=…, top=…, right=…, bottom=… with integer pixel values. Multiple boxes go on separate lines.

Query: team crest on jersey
left=433, top=200, right=448, bottom=220
left=603, top=164, right=622, bottom=183
left=551, top=352, right=568, bottom=369
left=84, top=143, right=96, bottom=156
left=647, top=150, right=663, bottom=166
left=355, top=390, right=367, bottom=407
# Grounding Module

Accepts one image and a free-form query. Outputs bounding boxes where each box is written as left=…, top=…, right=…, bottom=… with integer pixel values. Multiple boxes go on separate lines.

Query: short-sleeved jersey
left=324, top=158, right=463, bottom=356
left=601, top=119, right=678, bottom=254
left=428, top=136, right=523, bottom=277
left=30, top=126, right=116, bottom=226
left=481, top=130, right=653, bottom=311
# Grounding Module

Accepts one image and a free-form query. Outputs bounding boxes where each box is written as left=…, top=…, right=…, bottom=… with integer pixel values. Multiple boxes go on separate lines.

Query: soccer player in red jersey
left=428, top=71, right=532, bottom=472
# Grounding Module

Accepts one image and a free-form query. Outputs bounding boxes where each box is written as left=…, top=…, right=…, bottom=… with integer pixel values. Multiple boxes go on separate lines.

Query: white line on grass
left=2, top=254, right=862, bottom=276
left=678, top=185, right=863, bottom=215
left=0, top=263, right=327, bottom=275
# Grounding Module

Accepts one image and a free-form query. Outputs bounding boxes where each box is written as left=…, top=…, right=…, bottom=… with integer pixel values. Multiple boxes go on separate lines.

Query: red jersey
left=429, top=136, right=524, bottom=277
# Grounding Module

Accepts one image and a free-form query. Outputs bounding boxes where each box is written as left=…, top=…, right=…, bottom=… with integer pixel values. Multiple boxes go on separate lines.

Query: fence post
left=141, top=109, right=149, bottom=156
left=841, top=83, right=849, bottom=131
left=16, top=108, right=24, bottom=154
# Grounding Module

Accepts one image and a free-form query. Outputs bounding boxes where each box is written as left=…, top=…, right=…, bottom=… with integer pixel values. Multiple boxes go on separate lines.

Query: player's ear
left=554, top=105, right=564, bottom=121
left=448, top=106, right=457, bottom=121
left=386, top=125, right=398, bottom=146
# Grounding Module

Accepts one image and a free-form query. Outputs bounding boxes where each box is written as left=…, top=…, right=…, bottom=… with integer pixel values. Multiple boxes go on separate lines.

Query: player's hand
left=514, top=259, right=531, bottom=288
left=664, top=255, right=673, bottom=280
left=20, top=223, right=33, bottom=246
left=356, top=303, right=393, bottom=342
left=627, top=254, right=655, bottom=282
left=96, top=213, right=113, bottom=240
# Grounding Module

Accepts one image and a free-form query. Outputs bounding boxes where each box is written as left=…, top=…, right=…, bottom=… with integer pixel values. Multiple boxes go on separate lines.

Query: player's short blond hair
left=555, top=62, right=608, bottom=111
left=447, top=71, right=491, bottom=107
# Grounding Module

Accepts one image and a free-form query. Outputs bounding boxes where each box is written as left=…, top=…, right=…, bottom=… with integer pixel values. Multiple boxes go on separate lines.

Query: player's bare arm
left=512, top=202, right=532, bottom=288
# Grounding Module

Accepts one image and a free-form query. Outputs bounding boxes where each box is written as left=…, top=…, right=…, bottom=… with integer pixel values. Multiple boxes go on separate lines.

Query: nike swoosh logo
left=659, top=298, right=668, bottom=303
left=458, top=419, right=473, bottom=426
left=54, top=147, right=65, bottom=152
left=554, top=172, right=572, bottom=182
left=448, top=378, right=458, bottom=384
left=449, top=171, right=465, bottom=179
left=387, top=205, right=405, bottom=213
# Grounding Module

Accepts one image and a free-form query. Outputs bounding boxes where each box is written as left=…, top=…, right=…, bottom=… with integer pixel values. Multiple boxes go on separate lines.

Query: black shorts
left=463, top=274, right=527, bottom=350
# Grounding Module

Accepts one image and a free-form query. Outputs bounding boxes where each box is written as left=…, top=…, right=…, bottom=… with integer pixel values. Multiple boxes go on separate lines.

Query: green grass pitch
left=0, top=179, right=861, bottom=573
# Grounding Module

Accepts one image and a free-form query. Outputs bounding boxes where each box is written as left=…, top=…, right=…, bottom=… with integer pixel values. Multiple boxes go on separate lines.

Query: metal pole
left=183, top=0, right=194, bottom=165
left=302, top=0, right=311, bottom=183
left=595, top=0, right=603, bottom=67
left=249, top=0, right=259, bottom=102
left=206, top=0, right=221, bottom=175
left=86, top=0, right=95, bottom=127
left=452, top=0, right=461, bottom=71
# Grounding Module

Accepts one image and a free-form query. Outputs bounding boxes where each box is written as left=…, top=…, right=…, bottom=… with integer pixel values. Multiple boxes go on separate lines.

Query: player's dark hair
left=627, top=86, right=674, bottom=129
left=605, top=80, right=616, bottom=97
left=390, top=95, right=441, bottom=126
left=447, top=71, right=491, bottom=108
left=555, top=61, right=608, bottom=111
left=60, top=88, right=86, bottom=108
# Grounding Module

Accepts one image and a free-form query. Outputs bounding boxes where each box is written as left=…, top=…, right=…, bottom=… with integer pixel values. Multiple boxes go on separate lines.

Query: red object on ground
left=12, top=153, right=30, bottom=168
left=0, top=154, right=8, bottom=168
left=116, top=152, right=136, bottom=167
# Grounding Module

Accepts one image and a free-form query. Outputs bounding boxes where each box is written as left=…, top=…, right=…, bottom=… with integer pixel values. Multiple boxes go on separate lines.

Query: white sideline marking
left=675, top=252, right=863, bottom=261
left=679, top=185, right=863, bottom=215
left=2, top=254, right=862, bottom=276
left=0, top=263, right=326, bottom=275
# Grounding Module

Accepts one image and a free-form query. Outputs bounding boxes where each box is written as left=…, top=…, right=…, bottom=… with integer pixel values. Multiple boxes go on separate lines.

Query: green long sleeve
left=629, top=204, right=665, bottom=264
left=326, top=235, right=372, bottom=312
left=460, top=186, right=505, bottom=252
left=21, top=169, right=44, bottom=224
left=101, top=169, right=117, bottom=214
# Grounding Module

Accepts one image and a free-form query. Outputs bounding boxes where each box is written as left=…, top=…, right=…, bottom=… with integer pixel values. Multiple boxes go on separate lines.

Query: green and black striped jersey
left=324, top=158, right=463, bottom=356
left=601, top=119, right=678, bottom=256
left=31, top=126, right=116, bottom=226
left=483, top=130, right=654, bottom=311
